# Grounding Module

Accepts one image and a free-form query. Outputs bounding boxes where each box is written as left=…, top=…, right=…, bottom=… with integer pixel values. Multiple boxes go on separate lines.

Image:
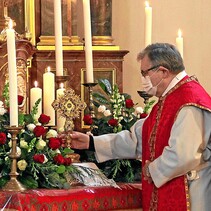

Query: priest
left=70, top=43, right=211, bottom=211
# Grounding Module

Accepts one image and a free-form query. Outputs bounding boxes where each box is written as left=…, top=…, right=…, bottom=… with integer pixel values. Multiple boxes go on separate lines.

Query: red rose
left=38, top=114, right=51, bottom=125
left=125, top=99, right=134, bottom=108
left=83, top=114, right=93, bottom=125
left=33, top=126, right=46, bottom=137
left=48, top=137, right=62, bottom=150
left=0, top=132, right=6, bottom=145
left=18, top=95, right=24, bottom=105
left=64, top=157, right=72, bottom=166
left=33, top=154, right=45, bottom=163
left=140, top=113, right=148, bottom=119
left=53, top=154, right=65, bottom=164
left=108, top=118, right=118, bottom=127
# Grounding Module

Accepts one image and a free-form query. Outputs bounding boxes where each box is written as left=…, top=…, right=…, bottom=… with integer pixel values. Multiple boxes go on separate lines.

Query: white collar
left=162, top=70, right=187, bottom=96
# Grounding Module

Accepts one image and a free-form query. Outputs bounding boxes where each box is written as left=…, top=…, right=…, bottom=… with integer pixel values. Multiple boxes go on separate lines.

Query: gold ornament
left=52, top=88, right=86, bottom=132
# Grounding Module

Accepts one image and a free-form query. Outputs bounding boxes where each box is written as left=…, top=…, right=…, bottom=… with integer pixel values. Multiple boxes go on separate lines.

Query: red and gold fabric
left=142, top=76, right=211, bottom=210
left=0, top=183, right=142, bottom=211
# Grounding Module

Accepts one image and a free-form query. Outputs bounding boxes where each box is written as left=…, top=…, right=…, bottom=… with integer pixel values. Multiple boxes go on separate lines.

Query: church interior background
left=0, top=0, right=210, bottom=210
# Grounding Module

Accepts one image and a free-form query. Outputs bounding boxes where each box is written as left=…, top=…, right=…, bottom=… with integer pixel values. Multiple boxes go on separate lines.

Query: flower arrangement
left=0, top=83, right=91, bottom=189
left=83, top=79, right=155, bottom=182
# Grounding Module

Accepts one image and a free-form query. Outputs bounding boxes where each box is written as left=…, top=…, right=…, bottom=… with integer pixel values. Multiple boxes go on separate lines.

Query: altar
left=0, top=183, right=142, bottom=211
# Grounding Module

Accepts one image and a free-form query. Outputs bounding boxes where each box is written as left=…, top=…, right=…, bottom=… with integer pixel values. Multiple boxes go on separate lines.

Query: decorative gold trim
left=25, top=0, right=35, bottom=45
left=37, top=45, right=84, bottom=51
left=92, top=36, right=114, bottom=46
left=37, top=35, right=72, bottom=46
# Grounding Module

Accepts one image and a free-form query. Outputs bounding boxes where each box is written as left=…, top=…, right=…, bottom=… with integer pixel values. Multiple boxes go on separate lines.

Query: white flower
left=0, top=107, right=7, bottom=115
left=43, top=154, right=48, bottom=163
left=17, top=160, right=27, bottom=171
left=27, top=123, right=36, bottom=131
left=0, top=100, right=7, bottom=115
left=9, top=147, right=21, bottom=156
left=20, top=138, right=28, bottom=149
left=104, top=109, right=112, bottom=117
left=33, top=114, right=40, bottom=122
left=98, top=105, right=106, bottom=113
left=7, top=133, right=11, bottom=139
left=135, top=106, right=144, bottom=114
left=16, top=147, right=22, bottom=157
left=36, top=139, right=46, bottom=150
left=54, top=149, right=61, bottom=154
left=8, top=140, right=12, bottom=148
left=46, top=129, right=58, bottom=139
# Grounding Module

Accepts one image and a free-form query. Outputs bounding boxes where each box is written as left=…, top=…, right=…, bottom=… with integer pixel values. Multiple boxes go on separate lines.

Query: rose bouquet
left=0, top=83, right=85, bottom=189
left=82, top=79, right=155, bottom=182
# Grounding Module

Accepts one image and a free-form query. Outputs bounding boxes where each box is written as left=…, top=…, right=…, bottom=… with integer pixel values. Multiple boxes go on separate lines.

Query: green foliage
left=83, top=79, right=142, bottom=183
left=0, top=85, right=80, bottom=189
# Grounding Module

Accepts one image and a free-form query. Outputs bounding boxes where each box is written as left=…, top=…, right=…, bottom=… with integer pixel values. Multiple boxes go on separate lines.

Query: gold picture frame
left=81, top=68, right=116, bottom=128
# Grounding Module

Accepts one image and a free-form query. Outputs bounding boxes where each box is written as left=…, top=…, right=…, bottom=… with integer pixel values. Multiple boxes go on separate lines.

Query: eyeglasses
left=140, top=65, right=160, bottom=77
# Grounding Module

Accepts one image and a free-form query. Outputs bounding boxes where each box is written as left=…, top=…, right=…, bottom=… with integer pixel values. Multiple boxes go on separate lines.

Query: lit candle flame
left=47, top=66, right=51, bottom=72
left=178, top=29, right=182, bottom=38
left=60, top=83, right=64, bottom=89
left=145, top=1, right=149, bottom=7
left=34, top=81, right=38, bottom=87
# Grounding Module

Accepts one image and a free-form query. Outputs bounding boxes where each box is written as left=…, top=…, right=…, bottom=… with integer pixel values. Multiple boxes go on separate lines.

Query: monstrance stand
left=2, top=126, right=26, bottom=192
left=52, top=88, right=86, bottom=158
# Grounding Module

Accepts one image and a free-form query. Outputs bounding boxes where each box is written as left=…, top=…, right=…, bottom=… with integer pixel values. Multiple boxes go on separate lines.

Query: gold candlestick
left=82, top=83, right=98, bottom=118
left=2, top=126, right=26, bottom=192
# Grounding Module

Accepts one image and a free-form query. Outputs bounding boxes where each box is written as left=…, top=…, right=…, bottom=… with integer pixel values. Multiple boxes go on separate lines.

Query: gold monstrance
left=52, top=88, right=86, bottom=149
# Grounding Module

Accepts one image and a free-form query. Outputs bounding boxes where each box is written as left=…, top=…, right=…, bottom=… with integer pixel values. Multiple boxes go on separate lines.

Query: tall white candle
left=176, top=29, right=183, bottom=58
left=30, top=81, right=42, bottom=117
left=6, top=20, right=18, bottom=126
left=83, top=0, right=94, bottom=83
left=56, top=83, right=65, bottom=131
left=43, top=67, right=55, bottom=125
left=54, top=0, right=64, bottom=76
left=145, top=1, right=152, bottom=47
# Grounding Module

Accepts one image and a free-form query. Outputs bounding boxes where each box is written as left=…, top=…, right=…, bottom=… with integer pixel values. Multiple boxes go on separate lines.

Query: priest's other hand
left=70, top=131, right=90, bottom=149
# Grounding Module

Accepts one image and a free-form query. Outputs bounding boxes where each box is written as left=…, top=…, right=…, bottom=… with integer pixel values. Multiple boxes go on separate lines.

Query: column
left=90, top=0, right=113, bottom=45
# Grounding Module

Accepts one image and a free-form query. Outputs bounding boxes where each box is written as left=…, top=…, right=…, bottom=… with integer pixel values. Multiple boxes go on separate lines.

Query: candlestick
left=2, top=126, right=26, bottom=192
left=6, top=19, right=18, bottom=126
left=176, top=29, right=183, bottom=58
left=83, top=82, right=98, bottom=118
left=83, top=0, right=94, bottom=83
left=30, top=81, right=42, bottom=116
left=54, top=0, right=64, bottom=76
left=56, top=83, right=65, bottom=131
left=43, top=66, right=55, bottom=125
left=137, top=90, right=151, bottom=104
left=145, top=1, right=152, bottom=47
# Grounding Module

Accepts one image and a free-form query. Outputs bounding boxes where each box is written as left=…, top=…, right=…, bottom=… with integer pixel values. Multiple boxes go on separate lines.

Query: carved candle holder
left=2, top=126, right=26, bottom=192
left=137, top=90, right=152, bottom=104
left=82, top=83, right=98, bottom=118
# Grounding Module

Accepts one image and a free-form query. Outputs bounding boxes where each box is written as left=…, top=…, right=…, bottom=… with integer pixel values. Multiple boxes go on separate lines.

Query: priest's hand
left=70, top=131, right=90, bottom=149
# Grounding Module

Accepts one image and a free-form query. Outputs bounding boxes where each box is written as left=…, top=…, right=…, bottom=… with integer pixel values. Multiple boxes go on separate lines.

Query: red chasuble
left=142, top=76, right=211, bottom=211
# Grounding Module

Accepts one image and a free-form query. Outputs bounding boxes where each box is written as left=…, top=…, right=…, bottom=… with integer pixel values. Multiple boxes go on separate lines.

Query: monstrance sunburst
left=52, top=88, right=86, bottom=132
